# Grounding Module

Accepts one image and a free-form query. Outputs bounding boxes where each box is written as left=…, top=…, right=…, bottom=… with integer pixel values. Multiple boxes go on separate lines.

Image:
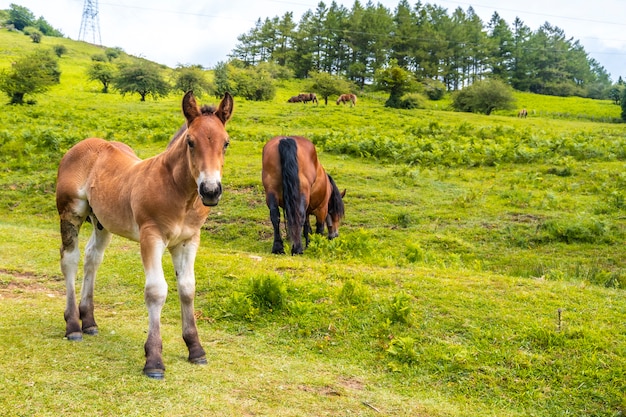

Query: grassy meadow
left=0, top=28, right=625, bottom=416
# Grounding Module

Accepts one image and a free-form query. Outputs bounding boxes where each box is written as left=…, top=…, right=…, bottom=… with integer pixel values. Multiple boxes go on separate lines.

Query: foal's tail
left=278, top=138, right=303, bottom=246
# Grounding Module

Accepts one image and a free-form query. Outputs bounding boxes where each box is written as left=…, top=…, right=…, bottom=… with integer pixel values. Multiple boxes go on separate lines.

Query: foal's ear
left=216, top=92, right=234, bottom=125
left=182, top=90, right=201, bottom=123
left=341, top=189, right=346, bottom=198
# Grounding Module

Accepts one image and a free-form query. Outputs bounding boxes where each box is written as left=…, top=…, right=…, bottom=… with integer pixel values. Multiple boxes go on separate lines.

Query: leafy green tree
left=486, top=12, right=514, bottom=82
left=173, top=65, right=212, bottom=97
left=113, top=60, right=170, bottom=101
left=105, top=47, right=123, bottom=61
left=451, top=78, right=515, bottom=115
left=308, top=70, right=353, bottom=105
left=212, top=61, right=234, bottom=98
left=374, top=59, right=418, bottom=108
left=510, top=17, right=533, bottom=91
left=390, top=0, right=416, bottom=70
left=273, top=12, right=297, bottom=67
left=87, top=61, right=116, bottom=93
left=0, top=49, right=60, bottom=104
left=229, top=64, right=276, bottom=101
left=34, top=16, right=63, bottom=37
left=621, top=88, right=626, bottom=121
left=7, top=4, right=35, bottom=30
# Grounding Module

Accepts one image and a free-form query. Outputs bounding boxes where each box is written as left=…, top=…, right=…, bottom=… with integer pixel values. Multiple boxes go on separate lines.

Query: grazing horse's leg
left=267, top=193, right=285, bottom=254
left=170, top=239, right=206, bottom=365
left=79, top=214, right=112, bottom=335
left=303, top=216, right=313, bottom=248
left=290, top=194, right=308, bottom=255
left=140, top=237, right=168, bottom=379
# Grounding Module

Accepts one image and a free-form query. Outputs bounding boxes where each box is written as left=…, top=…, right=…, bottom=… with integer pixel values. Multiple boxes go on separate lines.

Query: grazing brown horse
left=55, top=91, right=233, bottom=379
left=262, top=136, right=345, bottom=255
left=287, top=95, right=303, bottom=103
left=518, top=108, right=528, bottom=118
left=298, top=93, right=318, bottom=104
left=336, top=93, right=357, bottom=107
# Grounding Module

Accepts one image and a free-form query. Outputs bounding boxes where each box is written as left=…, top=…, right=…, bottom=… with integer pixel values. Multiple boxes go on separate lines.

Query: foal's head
left=181, top=91, right=233, bottom=206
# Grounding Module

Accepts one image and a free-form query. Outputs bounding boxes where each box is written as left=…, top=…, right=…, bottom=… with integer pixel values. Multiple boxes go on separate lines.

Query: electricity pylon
left=78, top=0, right=101, bottom=45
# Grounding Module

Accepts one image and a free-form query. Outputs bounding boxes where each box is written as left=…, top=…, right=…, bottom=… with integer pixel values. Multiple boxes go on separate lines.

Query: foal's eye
left=186, top=136, right=194, bottom=149
left=223, top=141, right=230, bottom=151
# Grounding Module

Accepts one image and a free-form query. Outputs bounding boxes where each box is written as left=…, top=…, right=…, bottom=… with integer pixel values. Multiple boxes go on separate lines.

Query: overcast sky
left=2, top=0, right=625, bottom=81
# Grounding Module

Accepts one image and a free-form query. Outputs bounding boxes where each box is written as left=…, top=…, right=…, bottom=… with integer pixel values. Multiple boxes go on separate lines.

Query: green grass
left=0, top=28, right=625, bottom=416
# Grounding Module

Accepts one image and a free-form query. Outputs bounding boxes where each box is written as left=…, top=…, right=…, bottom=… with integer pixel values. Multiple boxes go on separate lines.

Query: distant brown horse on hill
left=298, top=93, right=318, bottom=104
left=336, top=93, right=357, bottom=107
left=262, top=136, right=345, bottom=255
left=518, top=108, right=528, bottom=118
left=55, top=91, right=234, bottom=379
left=287, top=95, right=303, bottom=103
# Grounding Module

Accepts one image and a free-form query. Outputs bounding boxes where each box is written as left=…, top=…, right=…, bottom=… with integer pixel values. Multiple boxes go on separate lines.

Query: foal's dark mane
left=167, top=105, right=218, bottom=148
left=327, top=174, right=345, bottom=219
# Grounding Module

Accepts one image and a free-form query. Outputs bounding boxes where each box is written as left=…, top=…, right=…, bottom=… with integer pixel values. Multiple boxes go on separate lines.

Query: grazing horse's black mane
left=168, top=105, right=218, bottom=148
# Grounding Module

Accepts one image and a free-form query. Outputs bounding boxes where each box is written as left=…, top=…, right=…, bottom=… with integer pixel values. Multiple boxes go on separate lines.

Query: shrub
left=423, top=78, right=446, bottom=100
left=451, top=79, right=515, bottom=115
left=399, top=93, right=427, bottom=109
left=53, top=44, right=67, bottom=57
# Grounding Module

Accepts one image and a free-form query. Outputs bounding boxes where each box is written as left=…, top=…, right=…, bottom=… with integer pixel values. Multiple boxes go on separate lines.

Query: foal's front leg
left=140, top=237, right=168, bottom=379
left=170, top=239, right=206, bottom=365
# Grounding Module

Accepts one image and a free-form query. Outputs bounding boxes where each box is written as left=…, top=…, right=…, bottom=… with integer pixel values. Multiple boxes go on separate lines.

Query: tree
left=0, top=49, right=60, bottom=104
left=173, top=65, right=212, bottom=97
left=451, top=78, right=515, bottom=115
left=308, top=71, right=353, bottom=105
left=213, top=61, right=234, bottom=98
left=620, top=89, right=626, bottom=122
left=229, top=64, right=276, bottom=101
left=87, top=61, right=116, bottom=93
left=7, top=4, right=35, bottom=31
left=113, top=60, right=170, bottom=101
left=374, top=59, right=418, bottom=108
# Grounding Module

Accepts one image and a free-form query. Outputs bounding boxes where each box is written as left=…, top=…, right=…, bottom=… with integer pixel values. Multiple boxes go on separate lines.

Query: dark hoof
left=143, top=369, right=165, bottom=380
left=190, top=355, right=207, bottom=365
left=271, top=244, right=285, bottom=254
left=83, top=326, right=98, bottom=336
left=66, top=332, right=83, bottom=341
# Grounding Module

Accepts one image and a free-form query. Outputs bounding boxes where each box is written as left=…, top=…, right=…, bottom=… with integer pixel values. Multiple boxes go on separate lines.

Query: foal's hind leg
left=59, top=202, right=88, bottom=340
left=170, top=239, right=206, bottom=366
left=79, top=214, right=112, bottom=335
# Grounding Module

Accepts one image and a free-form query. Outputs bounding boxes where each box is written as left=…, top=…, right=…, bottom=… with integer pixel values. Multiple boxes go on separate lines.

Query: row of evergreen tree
left=230, top=0, right=614, bottom=98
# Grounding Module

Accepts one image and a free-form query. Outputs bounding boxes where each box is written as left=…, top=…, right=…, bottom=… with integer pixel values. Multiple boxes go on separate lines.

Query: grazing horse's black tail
left=278, top=138, right=304, bottom=252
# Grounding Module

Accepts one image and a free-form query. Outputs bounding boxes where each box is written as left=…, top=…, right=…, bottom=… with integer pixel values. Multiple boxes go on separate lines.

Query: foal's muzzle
left=199, top=181, right=222, bottom=206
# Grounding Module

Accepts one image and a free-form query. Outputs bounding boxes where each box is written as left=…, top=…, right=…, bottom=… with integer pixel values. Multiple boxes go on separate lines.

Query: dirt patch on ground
left=0, top=268, right=63, bottom=298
